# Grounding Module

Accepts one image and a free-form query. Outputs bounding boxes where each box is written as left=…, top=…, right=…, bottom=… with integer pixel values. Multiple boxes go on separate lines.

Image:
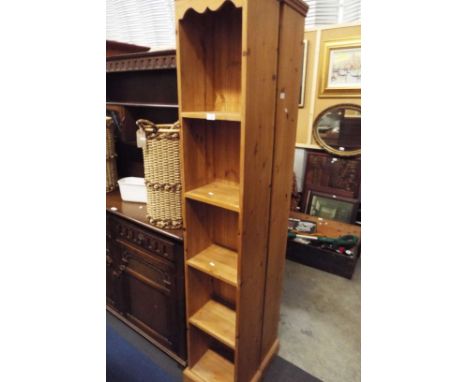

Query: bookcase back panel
left=186, top=267, right=237, bottom=315
left=185, top=200, right=239, bottom=255
left=187, top=326, right=235, bottom=379
left=179, top=2, right=242, bottom=113
left=183, top=120, right=240, bottom=191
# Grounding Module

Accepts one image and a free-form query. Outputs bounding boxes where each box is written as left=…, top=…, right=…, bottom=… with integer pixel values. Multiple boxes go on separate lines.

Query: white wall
left=293, top=148, right=307, bottom=193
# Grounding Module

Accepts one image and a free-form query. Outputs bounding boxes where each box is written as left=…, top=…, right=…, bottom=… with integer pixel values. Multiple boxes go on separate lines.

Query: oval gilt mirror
left=312, top=104, right=361, bottom=157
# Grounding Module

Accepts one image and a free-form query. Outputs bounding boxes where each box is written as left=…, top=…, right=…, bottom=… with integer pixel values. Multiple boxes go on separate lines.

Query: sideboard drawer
left=111, top=218, right=175, bottom=262
left=117, top=239, right=175, bottom=294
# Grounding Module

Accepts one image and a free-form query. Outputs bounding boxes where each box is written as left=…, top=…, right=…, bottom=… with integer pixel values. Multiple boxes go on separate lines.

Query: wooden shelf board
left=185, top=181, right=240, bottom=212
left=189, top=300, right=236, bottom=349
left=106, top=101, right=179, bottom=108
left=187, top=244, right=238, bottom=287
left=185, top=349, right=234, bottom=382
left=181, top=111, right=241, bottom=122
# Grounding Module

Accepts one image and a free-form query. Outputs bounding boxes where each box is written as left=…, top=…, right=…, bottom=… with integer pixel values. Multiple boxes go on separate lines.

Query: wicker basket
left=136, top=119, right=182, bottom=229
left=106, top=117, right=118, bottom=192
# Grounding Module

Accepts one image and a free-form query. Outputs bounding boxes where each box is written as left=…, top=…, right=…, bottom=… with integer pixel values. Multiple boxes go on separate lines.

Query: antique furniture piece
left=106, top=49, right=187, bottom=364
left=106, top=191, right=187, bottom=364
left=106, top=117, right=118, bottom=192
left=107, top=49, right=178, bottom=179
left=312, top=104, right=361, bottom=157
left=175, top=0, right=308, bottom=381
left=286, top=211, right=361, bottom=279
left=302, top=149, right=361, bottom=224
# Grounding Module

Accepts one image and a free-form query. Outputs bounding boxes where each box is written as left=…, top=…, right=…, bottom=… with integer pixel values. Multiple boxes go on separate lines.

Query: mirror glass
left=314, top=104, right=361, bottom=155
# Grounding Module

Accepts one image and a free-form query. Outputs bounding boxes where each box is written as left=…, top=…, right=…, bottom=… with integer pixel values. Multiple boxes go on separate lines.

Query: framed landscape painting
left=319, top=38, right=361, bottom=98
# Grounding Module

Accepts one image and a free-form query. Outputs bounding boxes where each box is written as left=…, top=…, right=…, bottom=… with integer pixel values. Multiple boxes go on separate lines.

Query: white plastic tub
left=117, top=177, right=147, bottom=203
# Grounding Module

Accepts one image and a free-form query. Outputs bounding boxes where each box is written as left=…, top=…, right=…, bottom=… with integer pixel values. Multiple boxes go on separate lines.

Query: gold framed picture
left=319, top=38, right=361, bottom=98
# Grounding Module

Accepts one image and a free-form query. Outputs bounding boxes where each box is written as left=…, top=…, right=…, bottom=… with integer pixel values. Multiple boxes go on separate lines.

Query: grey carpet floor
left=279, top=259, right=361, bottom=382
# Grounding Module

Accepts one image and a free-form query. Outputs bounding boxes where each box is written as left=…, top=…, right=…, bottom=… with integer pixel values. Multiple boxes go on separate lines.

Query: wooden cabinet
left=106, top=49, right=187, bottom=364
left=175, top=0, right=308, bottom=380
left=106, top=49, right=179, bottom=179
left=303, top=151, right=360, bottom=199
left=302, top=150, right=361, bottom=224
left=106, top=193, right=187, bottom=364
left=287, top=212, right=361, bottom=279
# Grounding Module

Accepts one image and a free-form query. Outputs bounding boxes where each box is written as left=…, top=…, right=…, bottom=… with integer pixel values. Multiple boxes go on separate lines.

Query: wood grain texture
left=235, top=0, right=280, bottom=380
left=178, top=3, right=242, bottom=113
left=185, top=180, right=240, bottom=212
left=189, top=300, right=237, bottom=349
left=290, top=211, right=361, bottom=238
left=187, top=349, right=234, bottom=382
left=176, top=0, right=307, bottom=379
left=176, top=0, right=244, bottom=20
left=187, top=244, right=238, bottom=287
left=250, top=339, right=279, bottom=382
left=181, top=111, right=241, bottom=122
left=261, top=2, right=306, bottom=359
left=182, top=119, right=240, bottom=193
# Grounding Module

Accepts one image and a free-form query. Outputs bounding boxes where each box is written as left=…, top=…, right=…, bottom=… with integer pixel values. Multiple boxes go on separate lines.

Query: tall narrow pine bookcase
left=175, top=0, right=308, bottom=381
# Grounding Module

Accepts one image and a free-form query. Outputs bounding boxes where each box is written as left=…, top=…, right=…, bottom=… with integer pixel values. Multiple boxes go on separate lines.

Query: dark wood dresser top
left=106, top=190, right=184, bottom=241
left=290, top=211, right=361, bottom=238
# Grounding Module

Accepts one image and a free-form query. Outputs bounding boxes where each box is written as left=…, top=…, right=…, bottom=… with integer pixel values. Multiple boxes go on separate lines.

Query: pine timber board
left=178, top=3, right=242, bottom=113
left=261, top=2, right=306, bottom=358
left=181, top=111, right=241, bottom=122
left=186, top=244, right=238, bottom=287
left=176, top=0, right=244, bottom=20
left=189, top=299, right=236, bottom=349
left=176, top=0, right=308, bottom=380
left=234, top=0, right=281, bottom=380
left=184, top=349, right=234, bottom=382
left=182, top=120, right=240, bottom=196
left=185, top=181, right=240, bottom=212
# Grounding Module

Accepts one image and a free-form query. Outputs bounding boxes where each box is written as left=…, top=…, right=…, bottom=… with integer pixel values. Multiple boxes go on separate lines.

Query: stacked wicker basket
left=106, top=117, right=118, bottom=192
left=137, top=119, right=182, bottom=229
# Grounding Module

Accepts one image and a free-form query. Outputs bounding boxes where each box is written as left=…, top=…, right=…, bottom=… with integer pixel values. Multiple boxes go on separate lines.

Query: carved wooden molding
left=106, top=51, right=176, bottom=73
left=114, top=221, right=175, bottom=261
left=176, top=0, right=243, bottom=20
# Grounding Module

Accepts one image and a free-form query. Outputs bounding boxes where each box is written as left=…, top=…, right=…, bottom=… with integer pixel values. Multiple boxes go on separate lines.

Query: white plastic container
left=117, top=177, right=147, bottom=203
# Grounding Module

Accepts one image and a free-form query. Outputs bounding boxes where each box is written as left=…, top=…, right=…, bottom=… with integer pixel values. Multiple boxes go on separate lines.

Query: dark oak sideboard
left=106, top=191, right=187, bottom=364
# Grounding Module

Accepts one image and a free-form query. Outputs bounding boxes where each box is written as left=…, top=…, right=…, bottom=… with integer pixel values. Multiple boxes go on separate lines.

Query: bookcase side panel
left=236, top=0, right=281, bottom=381
left=261, top=2, right=306, bottom=359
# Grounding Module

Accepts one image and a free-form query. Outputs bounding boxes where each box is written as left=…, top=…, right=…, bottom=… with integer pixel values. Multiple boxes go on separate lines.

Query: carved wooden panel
left=106, top=212, right=187, bottom=362
left=113, top=219, right=175, bottom=262
left=106, top=53, right=176, bottom=73
left=303, top=151, right=361, bottom=199
left=116, top=241, right=177, bottom=349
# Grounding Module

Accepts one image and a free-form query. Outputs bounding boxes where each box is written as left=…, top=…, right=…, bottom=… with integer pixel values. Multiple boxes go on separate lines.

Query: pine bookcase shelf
left=175, top=0, right=308, bottom=380
left=186, top=349, right=234, bottom=382
left=187, top=244, right=238, bottom=287
left=189, top=300, right=237, bottom=349
left=185, top=181, right=240, bottom=212
left=181, top=111, right=241, bottom=122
